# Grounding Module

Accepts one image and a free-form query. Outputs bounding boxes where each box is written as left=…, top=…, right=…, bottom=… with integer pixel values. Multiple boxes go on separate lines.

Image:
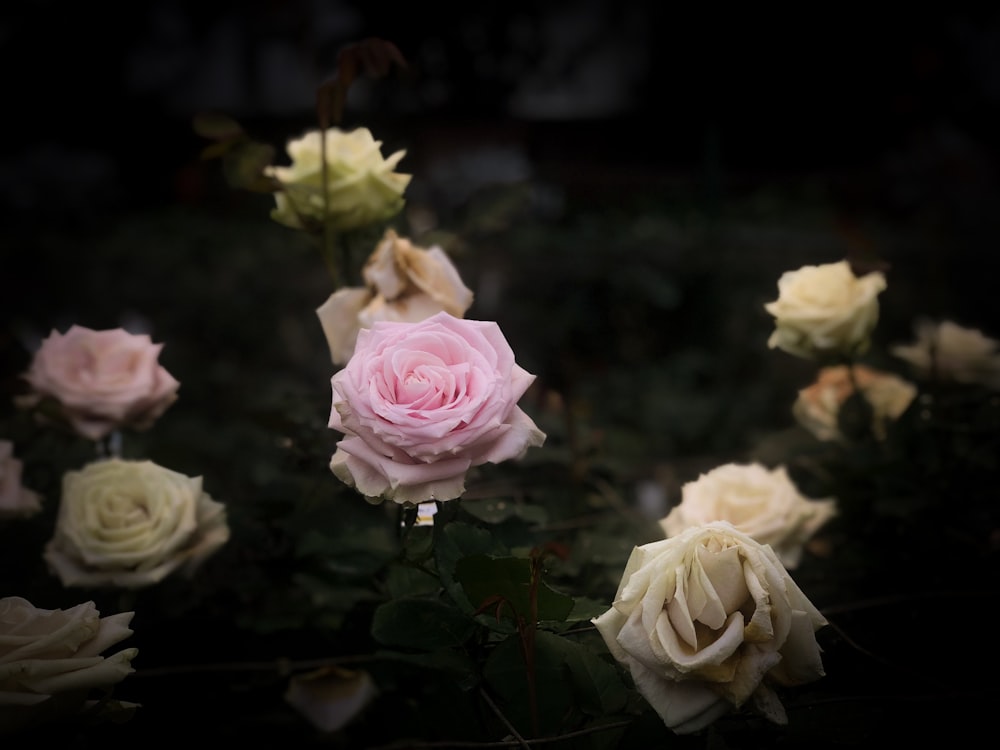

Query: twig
left=363, top=719, right=632, bottom=749
left=479, top=688, right=530, bottom=750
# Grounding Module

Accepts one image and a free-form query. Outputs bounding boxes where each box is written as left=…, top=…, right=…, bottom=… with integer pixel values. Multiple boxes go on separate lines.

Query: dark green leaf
left=455, top=554, right=574, bottom=624
left=371, top=597, right=476, bottom=650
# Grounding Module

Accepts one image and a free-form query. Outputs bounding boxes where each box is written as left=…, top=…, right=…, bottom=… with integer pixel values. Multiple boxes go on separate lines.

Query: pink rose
left=328, top=311, right=546, bottom=504
left=19, top=326, right=179, bottom=441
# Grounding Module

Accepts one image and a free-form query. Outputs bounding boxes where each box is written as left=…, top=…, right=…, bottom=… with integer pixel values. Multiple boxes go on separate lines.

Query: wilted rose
left=793, top=365, right=917, bottom=441
left=284, top=666, right=378, bottom=733
left=0, top=440, right=41, bottom=520
left=266, top=127, right=411, bottom=232
left=44, top=458, right=230, bottom=589
left=0, top=596, right=137, bottom=733
left=891, top=319, right=1000, bottom=389
left=764, top=260, right=886, bottom=360
left=660, top=463, right=836, bottom=569
left=18, top=325, right=179, bottom=441
left=593, top=521, right=827, bottom=734
left=316, top=229, right=474, bottom=365
left=328, top=311, right=545, bottom=504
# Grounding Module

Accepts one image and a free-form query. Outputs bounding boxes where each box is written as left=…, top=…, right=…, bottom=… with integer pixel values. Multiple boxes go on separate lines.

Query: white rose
left=0, top=440, right=41, bottom=520
left=891, top=319, right=1000, bottom=389
left=764, top=260, right=886, bottom=360
left=660, top=463, right=836, bottom=569
left=316, top=229, right=474, bottom=366
left=0, top=596, right=137, bottom=732
left=44, top=458, right=230, bottom=589
left=18, top=325, right=180, bottom=441
left=593, top=521, right=827, bottom=734
left=793, top=365, right=917, bottom=441
left=266, top=127, right=411, bottom=232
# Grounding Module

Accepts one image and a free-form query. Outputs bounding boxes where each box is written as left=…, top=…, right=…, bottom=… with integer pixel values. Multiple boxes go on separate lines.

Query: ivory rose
left=0, top=440, right=41, bottom=520
left=764, top=260, right=886, bottom=360
left=266, top=127, right=411, bottom=232
left=44, top=458, right=230, bottom=589
left=660, top=463, right=836, bottom=569
left=891, top=319, right=1000, bottom=389
left=19, top=325, right=179, bottom=441
left=793, top=365, right=917, bottom=441
left=328, top=311, right=546, bottom=504
left=317, top=229, right=474, bottom=365
left=593, top=522, right=827, bottom=735
left=0, top=596, right=137, bottom=732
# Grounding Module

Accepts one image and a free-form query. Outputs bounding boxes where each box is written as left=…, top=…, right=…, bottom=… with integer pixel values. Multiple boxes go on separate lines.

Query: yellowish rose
left=891, top=319, right=1000, bottom=389
left=764, top=260, right=886, bottom=360
left=793, top=365, right=917, bottom=441
left=266, top=127, right=411, bottom=232
left=0, top=596, right=137, bottom=733
left=660, top=463, right=836, bottom=569
left=316, top=229, right=474, bottom=365
left=0, top=440, right=41, bottom=520
left=593, top=522, right=827, bottom=734
left=44, top=458, right=230, bottom=589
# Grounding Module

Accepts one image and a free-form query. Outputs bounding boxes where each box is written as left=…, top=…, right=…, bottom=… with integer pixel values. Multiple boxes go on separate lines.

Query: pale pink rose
left=317, top=229, right=474, bottom=366
left=0, top=596, right=137, bottom=732
left=328, top=311, right=546, bottom=504
left=793, top=365, right=917, bottom=441
left=0, top=440, right=42, bottom=520
left=19, top=326, right=179, bottom=441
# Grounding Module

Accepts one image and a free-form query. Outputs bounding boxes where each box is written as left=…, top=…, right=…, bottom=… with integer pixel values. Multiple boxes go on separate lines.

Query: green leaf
left=371, top=597, right=477, bottom=650
left=566, top=596, right=612, bottom=623
left=192, top=112, right=245, bottom=140
left=455, top=555, right=575, bottom=624
left=433, top=520, right=507, bottom=608
left=384, top=561, right=440, bottom=598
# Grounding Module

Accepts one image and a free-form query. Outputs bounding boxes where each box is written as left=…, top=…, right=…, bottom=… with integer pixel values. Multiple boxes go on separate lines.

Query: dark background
left=3, top=3, right=1000, bottom=218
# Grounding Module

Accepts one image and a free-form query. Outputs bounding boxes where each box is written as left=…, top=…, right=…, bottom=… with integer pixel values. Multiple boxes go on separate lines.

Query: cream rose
left=593, top=522, right=827, bottom=734
left=328, top=311, right=545, bottom=505
left=19, top=325, right=179, bottom=441
left=891, top=319, right=1000, bottom=389
left=266, top=127, right=411, bottom=232
left=764, top=260, right=887, bottom=360
left=0, top=596, right=137, bottom=732
left=793, top=365, right=917, bottom=441
left=316, top=229, right=475, bottom=365
left=44, top=458, right=230, bottom=589
left=0, top=440, right=41, bottom=520
left=660, top=463, right=836, bottom=569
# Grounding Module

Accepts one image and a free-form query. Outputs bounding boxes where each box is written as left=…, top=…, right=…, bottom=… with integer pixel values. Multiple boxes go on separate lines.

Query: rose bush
left=793, top=364, right=917, bottom=442
left=0, top=441, right=41, bottom=520
left=266, top=127, right=411, bottom=232
left=43, top=458, right=230, bottom=588
left=659, top=463, right=836, bottom=569
left=764, top=260, right=886, bottom=360
left=316, top=229, right=474, bottom=365
left=891, top=318, right=1000, bottom=389
left=328, top=311, right=546, bottom=504
left=18, top=325, right=179, bottom=442
left=0, top=596, right=137, bottom=733
left=593, top=521, right=828, bottom=734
